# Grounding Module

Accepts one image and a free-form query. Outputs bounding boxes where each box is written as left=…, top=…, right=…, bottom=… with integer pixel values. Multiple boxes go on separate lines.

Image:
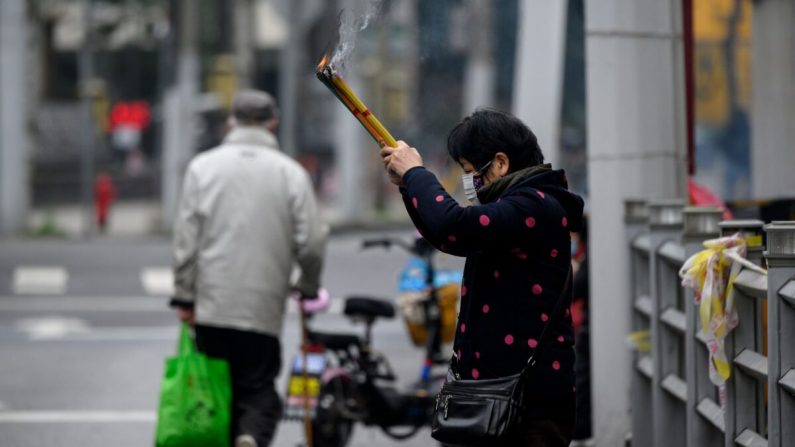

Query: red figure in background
left=94, top=173, right=116, bottom=232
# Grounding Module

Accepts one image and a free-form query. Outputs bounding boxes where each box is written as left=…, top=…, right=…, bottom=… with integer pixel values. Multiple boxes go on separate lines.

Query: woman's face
left=459, top=152, right=510, bottom=188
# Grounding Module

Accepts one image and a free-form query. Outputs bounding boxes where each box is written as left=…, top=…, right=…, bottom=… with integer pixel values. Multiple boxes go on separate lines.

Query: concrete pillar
left=750, top=0, right=795, bottom=200
left=512, top=0, right=567, bottom=169
left=586, top=1, right=688, bottom=445
left=0, top=0, right=30, bottom=236
left=161, top=0, right=199, bottom=230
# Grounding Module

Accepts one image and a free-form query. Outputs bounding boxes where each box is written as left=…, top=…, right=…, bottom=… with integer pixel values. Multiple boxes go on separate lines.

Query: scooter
left=284, top=236, right=460, bottom=447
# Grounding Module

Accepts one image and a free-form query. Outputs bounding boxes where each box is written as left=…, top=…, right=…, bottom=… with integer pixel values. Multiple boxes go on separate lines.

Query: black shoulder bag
left=430, top=269, right=572, bottom=446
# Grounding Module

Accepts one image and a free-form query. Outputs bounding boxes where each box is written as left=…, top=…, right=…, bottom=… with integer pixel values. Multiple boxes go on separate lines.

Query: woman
left=381, top=109, right=583, bottom=446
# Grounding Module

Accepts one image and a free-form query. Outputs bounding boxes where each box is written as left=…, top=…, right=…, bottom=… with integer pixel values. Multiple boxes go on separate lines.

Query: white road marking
left=0, top=410, right=156, bottom=423
left=0, top=296, right=169, bottom=313
left=0, top=295, right=349, bottom=315
left=12, top=266, right=68, bottom=295
left=14, top=316, right=90, bottom=339
left=58, top=326, right=176, bottom=341
left=140, top=267, right=174, bottom=296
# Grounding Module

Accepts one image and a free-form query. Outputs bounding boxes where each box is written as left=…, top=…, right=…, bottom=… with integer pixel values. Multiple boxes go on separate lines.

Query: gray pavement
left=0, top=231, right=463, bottom=447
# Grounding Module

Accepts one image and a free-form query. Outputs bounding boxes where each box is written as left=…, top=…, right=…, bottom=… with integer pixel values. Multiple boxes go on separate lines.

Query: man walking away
left=170, top=90, right=328, bottom=447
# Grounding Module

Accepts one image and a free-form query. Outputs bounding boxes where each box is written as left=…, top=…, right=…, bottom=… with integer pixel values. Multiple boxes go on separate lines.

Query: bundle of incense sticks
left=316, top=54, right=397, bottom=148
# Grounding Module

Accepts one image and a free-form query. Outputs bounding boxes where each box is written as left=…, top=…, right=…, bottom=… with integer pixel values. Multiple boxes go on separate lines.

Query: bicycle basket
left=396, top=284, right=459, bottom=347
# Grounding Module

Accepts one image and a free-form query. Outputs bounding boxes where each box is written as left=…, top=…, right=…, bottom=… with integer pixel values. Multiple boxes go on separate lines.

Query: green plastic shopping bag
left=155, top=323, right=232, bottom=447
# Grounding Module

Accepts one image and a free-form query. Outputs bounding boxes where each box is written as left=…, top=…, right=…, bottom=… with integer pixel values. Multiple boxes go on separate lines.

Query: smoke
left=330, top=0, right=384, bottom=70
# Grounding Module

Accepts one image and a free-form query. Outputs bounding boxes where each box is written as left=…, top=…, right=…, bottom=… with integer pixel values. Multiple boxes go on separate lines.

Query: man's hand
left=176, top=307, right=195, bottom=325
left=380, top=141, right=423, bottom=186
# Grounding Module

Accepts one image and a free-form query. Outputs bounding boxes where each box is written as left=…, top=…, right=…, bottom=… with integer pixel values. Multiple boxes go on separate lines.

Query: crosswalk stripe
left=0, top=294, right=350, bottom=315
left=140, top=267, right=174, bottom=296
left=0, top=296, right=169, bottom=312
left=0, top=410, right=156, bottom=423
left=12, top=266, right=68, bottom=295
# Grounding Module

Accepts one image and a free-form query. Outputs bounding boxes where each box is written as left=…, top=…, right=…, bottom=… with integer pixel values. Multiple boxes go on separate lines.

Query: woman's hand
left=380, top=141, right=423, bottom=186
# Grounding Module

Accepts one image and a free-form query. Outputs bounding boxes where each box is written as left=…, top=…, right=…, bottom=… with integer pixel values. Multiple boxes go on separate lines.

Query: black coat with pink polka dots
left=400, top=166, right=584, bottom=421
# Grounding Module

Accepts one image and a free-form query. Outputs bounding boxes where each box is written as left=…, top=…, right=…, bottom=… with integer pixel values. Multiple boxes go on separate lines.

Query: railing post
left=764, top=222, right=795, bottom=447
left=626, top=199, right=652, bottom=447
left=648, top=199, right=685, bottom=447
left=683, top=207, right=724, bottom=447
left=719, top=220, right=766, bottom=447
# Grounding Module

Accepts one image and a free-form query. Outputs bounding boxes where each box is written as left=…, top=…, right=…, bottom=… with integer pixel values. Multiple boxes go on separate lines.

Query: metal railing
left=625, top=199, right=795, bottom=447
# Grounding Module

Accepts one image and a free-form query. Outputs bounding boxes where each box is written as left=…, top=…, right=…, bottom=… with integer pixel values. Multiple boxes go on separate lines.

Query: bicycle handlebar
left=361, top=237, right=415, bottom=253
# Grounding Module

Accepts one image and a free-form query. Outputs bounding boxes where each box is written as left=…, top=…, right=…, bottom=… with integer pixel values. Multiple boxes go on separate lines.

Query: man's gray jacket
left=171, top=126, right=327, bottom=336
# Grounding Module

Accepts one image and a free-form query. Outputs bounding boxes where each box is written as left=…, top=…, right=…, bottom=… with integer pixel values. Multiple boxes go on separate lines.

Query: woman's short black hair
left=447, top=108, right=544, bottom=172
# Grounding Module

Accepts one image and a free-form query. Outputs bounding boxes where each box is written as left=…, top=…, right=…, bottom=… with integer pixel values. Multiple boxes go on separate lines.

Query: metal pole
left=764, top=222, right=795, bottom=447
left=648, top=199, right=686, bottom=447
left=463, top=0, right=495, bottom=113
left=683, top=207, right=724, bottom=447
left=161, top=0, right=199, bottom=230
left=79, top=0, right=97, bottom=238
left=278, top=0, right=300, bottom=157
left=0, top=0, right=30, bottom=236
left=626, top=199, right=653, bottom=447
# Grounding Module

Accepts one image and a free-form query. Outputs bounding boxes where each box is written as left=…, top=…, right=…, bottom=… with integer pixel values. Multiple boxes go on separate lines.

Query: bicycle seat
left=344, top=296, right=396, bottom=320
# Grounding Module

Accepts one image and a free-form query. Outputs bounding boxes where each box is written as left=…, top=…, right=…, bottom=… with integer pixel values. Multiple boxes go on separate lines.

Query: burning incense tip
left=316, top=53, right=397, bottom=148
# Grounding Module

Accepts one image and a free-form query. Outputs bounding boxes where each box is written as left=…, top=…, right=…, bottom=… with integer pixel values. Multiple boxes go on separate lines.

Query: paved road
left=0, top=231, right=464, bottom=447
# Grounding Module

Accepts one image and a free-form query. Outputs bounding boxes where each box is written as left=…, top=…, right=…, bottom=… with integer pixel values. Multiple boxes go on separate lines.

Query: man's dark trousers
left=195, top=325, right=283, bottom=446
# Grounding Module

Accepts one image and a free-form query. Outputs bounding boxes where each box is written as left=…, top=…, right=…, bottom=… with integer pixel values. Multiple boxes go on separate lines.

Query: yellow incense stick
left=323, top=78, right=387, bottom=147
left=329, top=76, right=397, bottom=148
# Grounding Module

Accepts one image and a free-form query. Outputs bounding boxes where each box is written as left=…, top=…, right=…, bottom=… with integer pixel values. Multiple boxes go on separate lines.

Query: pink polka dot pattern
left=482, top=304, right=490, bottom=314
left=532, top=284, right=543, bottom=295
left=525, top=217, right=536, bottom=228
left=528, top=338, right=538, bottom=348
left=460, top=323, right=466, bottom=333
left=461, top=286, right=467, bottom=297
left=472, top=368, right=480, bottom=379
left=516, top=252, right=528, bottom=260
left=565, top=308, right=570, bottom=318
left=479, top=215, right=491, bottom=226
left=493, top=270, right=500, bottom=279
left=435, top=195, right=444, bottom=202
left=475, top=352, right=481, bottom=359
left=562, top=216, right=568, bottom=227
left=550, top=249, right=558, bottom=258
left=557, top=335, right=565, bottom=343
left=537, top=191, right=545, bottom=199
left=448, top=235, right=457, bottom=242
left=412, top=197, right=418, bottom=208
left=458, top=350, right=462, bottom=360
left=504, top=334, right=514, bottom=345
left=541, top=313, right=549, bottom=322
left=552, top=360, right=561, bottom=371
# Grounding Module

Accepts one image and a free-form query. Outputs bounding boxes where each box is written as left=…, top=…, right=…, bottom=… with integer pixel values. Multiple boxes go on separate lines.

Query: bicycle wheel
left=312, top=377, right=355, bottom=447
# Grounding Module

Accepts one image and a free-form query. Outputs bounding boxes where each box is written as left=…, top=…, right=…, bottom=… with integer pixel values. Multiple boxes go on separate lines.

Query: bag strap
left=521, top=267, right=572, bottom=376
left=178, top=322, right=197, bottom=356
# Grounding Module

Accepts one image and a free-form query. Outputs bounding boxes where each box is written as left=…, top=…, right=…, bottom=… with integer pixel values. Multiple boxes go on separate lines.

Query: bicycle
left=284, top=236, right=460, bottom=447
